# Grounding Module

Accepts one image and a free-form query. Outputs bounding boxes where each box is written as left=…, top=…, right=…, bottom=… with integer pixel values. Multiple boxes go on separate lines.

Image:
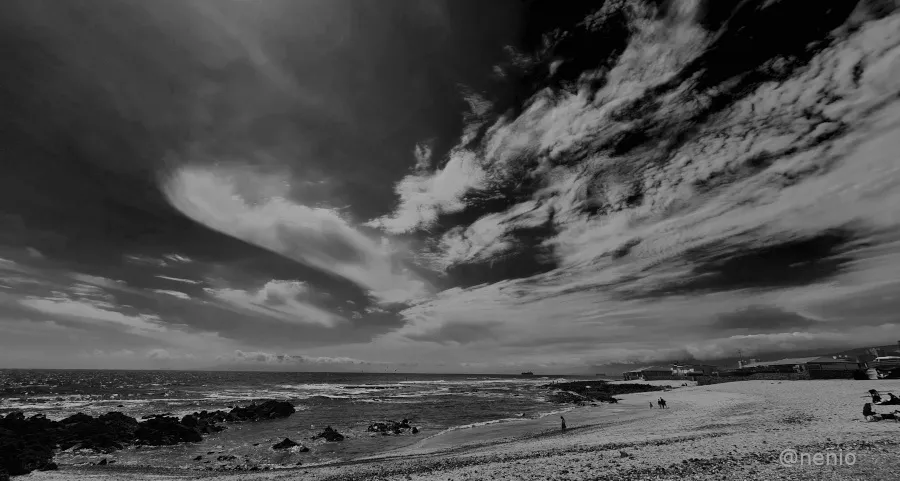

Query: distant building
left=671, top=364, right=717, bottom=376
left=737, top=357, right=821, bottom=373
left=737, top=356, right=862, bottom=378
left=737, top=358, right=761, bottom=369
left=805, top=356, right=861, bottom=376
left=622, top=366, right=671, bottom=381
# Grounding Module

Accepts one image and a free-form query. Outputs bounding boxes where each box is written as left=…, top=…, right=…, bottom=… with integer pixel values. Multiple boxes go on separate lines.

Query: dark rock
left=543, top=381, right=660, bottom=404
left=181, top=415, right=198, bottom=427
left=194, top=455, right=203, bottom=461
left=311, top=426, right=345, bottom=442
left=272, top=438, right=307, bottom=451
left=1, top=413, right=60, bottom=475
left=134, top=416, right=202, bottom=445
left=412, top=427, right=419, bottom=434
left=227, top=401, right=295, bottom=422
left=216, top=455, right=237, bottom=462
left=366, top=420, right=415, bottom=435
left=97, top=458, right=108, bottom=466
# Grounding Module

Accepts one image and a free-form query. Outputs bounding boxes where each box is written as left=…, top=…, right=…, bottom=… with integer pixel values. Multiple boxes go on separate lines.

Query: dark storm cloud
left=4, top=0, right=900, bottom=371
left=626, top=228, right=866, bottom=299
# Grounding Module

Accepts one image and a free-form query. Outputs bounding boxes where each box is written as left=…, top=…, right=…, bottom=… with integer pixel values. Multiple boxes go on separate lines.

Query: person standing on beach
left=560, top=416, right=567, bottom=432
left=649, top=401, right=653, bottom=409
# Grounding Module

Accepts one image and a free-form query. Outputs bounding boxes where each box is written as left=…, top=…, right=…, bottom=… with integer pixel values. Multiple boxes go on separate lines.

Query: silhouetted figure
left=869, top=389, right=882, bottom=404
left=560, top=416, right=567, bottom=432
left=863, top=402, right=900, bottom=422
left=658, top=398, right=668, bottom=409
left=649, top=401, right=653, bottom=409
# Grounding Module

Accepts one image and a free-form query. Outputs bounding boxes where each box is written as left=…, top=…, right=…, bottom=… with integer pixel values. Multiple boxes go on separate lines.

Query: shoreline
left=23, top=379, right=900, bottom=480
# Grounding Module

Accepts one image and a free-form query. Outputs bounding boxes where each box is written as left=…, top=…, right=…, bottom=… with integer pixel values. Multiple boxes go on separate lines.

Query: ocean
left=0, top=369, right=586, bottom=469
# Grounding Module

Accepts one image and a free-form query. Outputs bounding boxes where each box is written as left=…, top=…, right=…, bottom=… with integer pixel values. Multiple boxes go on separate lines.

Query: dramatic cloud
left=163, top=166, right=429, bottom=304
left=367, top=6, right=900, bottom=368
left=5, top=1, right=900, bottom=372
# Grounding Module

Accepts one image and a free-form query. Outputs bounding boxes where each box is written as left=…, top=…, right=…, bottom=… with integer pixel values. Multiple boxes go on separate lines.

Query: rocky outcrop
left=0, top=400, right=296, bottom=476
left=134, top=416, right=203, bottom=445
left=272, top=437, right=308, bottom=451
left=366, top=419, right=418, bottom=435
left=311, top=426, right=344, bottom=442
left=0, top=413, right=62, bottom=476
left=543, top=381, right=664, bottom=404
left=57, top=411, right=138, bottom=452
left=226, top=400, right=295, bottom=422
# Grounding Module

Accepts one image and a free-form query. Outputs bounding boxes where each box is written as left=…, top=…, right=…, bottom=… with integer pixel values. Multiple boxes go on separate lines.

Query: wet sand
left=26, top=379, right=900, bottom=480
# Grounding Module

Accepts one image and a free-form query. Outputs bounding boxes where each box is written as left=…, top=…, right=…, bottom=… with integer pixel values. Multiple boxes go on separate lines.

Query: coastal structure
left=736, top=355, right=863, bottom=379
left=804, top=356, right=862, bottom=379
left=736, top=357, right=820, bottom=373
left=670, top=364, right=717, bottom=376
left=622, top=366, right=671, bottom=381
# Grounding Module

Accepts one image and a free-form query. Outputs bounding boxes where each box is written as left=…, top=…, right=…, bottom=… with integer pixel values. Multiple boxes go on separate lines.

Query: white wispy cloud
left=163, top=165, right=429, bottom=304
left=19, top=296, right=167, bottom=333
left=124, top=255, right=169, bottom=267
left=163, top=254, right=193, bottom=263
left=152, top=289, right=191, bottom=300
left=155, top=275, right=203, bottom=285
left=366, top=148, right=489, bottom=234
left=218, top=349, right=375, bottom=366
left=205, top=279, right=344, bottom=327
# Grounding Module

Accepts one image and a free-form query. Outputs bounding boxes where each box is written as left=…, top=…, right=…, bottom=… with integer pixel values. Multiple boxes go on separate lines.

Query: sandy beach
left=22, top=379, right=900, bottom=481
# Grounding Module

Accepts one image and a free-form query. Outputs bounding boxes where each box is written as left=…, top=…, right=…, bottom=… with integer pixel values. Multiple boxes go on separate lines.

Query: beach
left=20, top=379, right=900, bottom=480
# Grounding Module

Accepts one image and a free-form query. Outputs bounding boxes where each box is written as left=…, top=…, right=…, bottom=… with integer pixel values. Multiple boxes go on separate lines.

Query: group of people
left=863, top=389, right=900, bottom=422
left=558, top=396, right=670, bottom=433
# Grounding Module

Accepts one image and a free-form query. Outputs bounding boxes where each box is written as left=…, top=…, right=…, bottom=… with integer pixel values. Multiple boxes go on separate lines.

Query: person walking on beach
left=560, top=416, right=567, bottom=432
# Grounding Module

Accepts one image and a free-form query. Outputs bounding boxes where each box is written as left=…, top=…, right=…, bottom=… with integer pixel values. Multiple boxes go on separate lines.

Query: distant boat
left=520, top=371, right=535, bottom=377
left=867, top=356, right=900, bottom=379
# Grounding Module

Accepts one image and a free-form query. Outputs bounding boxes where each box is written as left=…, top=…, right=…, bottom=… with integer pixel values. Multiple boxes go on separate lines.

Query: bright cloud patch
left=163, top=166, right=429, bottom=304
left=366, top=148, right=488, bottom=234
left=152, top=289, right=191, bottom=300
left=205, top=279, right=344, bottom=327
left=19, top=296, right=166, bottom=333
left=218, top=349, right=375, bottom=366
left=155, top=275, right=202, bottom=285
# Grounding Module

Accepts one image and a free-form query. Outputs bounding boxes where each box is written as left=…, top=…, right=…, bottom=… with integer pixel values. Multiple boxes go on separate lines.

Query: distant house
left=737, top=357, right=821, bottom=373
left=805, top=356, right=862, bottom=379
left=737, top=356, right=862, bottom=378
left=622, top=366, right=671, bottom=381
left=671, top=364, right=717, bottom=376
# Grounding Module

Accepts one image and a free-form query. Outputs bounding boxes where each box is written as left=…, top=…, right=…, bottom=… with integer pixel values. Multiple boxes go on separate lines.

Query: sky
left=2, top=0, right=900, bottom=374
